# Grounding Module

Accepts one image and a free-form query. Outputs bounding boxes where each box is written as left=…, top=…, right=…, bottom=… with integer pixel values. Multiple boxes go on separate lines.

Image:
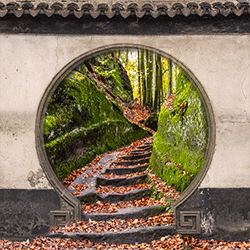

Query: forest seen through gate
left=44, top=48, right=208, bottom=194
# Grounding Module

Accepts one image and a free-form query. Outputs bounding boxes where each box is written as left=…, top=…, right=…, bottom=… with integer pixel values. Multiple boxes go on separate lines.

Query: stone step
left=97, top=174, right=148, bottom=187
left=82, top=205, right=169, bottom=222
left=75, top=185, right=151, bottom=204
left=132, top=148, right=152, bottom=154
left=48, top=225, right=175, bottom=244
left=75, top=188, right=99, bottom=204
left=67, top=152, right=118, bottom=191
left=105, top=164, right=148, bottom=175
left=120, top=151, right=151, bottom=161
left=137, top=144, right=152, bottom=150
left=130, top=149, right=152, bottom=156
left=99, top=188, right=152, bottom=203
left=113, top=157, right=150, bottom=166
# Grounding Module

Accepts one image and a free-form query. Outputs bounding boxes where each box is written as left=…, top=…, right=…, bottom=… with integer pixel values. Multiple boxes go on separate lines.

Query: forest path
left=48, top=137, right=179, bottom=245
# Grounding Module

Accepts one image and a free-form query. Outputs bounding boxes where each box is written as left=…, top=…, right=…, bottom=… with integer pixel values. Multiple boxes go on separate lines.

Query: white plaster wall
left=0, top=34, right=249, bottom=189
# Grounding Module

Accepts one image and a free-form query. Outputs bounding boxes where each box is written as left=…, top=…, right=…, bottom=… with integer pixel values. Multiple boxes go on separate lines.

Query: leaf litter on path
left=1, top=235, right=250, bottom=249
left=50, top=213, right=174, bottom=234
left=96, top=184, right=152, bottom=194
left=82, top=198, right=170, bottom=214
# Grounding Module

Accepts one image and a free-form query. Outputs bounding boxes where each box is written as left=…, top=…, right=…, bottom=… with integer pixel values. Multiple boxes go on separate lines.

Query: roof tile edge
left=0, top=1, right=249, bottom=18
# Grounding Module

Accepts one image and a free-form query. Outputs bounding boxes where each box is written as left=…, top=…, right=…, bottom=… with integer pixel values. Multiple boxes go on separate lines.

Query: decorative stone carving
left=50, top=211, right=71, bottom=227
left=177, top=211, right=201, bottom=234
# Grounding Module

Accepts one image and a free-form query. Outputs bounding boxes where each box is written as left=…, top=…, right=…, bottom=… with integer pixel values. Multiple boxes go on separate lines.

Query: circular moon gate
left=35, top=44, right=215, bottom=223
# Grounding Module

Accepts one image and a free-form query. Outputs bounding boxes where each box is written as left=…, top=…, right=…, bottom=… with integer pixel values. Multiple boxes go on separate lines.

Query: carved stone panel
left=49, top=211, right=71, bottom=228
left=177, top=211, right=201, bottom=234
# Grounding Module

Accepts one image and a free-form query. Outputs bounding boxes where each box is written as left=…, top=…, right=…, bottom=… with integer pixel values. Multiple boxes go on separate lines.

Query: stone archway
left=35, top=44, right=216, bottom=229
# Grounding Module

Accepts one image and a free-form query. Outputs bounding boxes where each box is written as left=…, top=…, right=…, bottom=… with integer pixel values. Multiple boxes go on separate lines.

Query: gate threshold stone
left=48, top=225, right=175, bottom=244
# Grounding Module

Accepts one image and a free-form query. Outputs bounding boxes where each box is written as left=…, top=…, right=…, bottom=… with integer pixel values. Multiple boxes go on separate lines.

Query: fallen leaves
left=70, top=183, right=90, bottom=196
left=62, top=137, right=153, bottom=187
left=164, top=93, right=175, bottom=110
left=50, top=213, right=174, bottom=234
left=122, top=100, right=155, bottom=133
left=82, top=198, right=170, bottom=214
left=62, top=153, right=107, bottom=187
left=0, top=237, right=95, bottom=250
left=82, top=164, right=106, bottom=179
left=116, top=137, right=153, bottom=157
left=102, top=171, right=146, bottom=179
left=110, top=163, right=148, bottom=169
left=51, top=135, right=250, bottom=250
left=1, top=236, right=250, bottom=250
left=96, top=184, right=152, bottom=194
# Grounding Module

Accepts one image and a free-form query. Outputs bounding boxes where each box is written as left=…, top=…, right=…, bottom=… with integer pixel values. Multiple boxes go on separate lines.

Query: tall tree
left=137, top=49, right=141, bottom=102
left=168, top=59, right=173, bottom=97
left=140, top=50, right=146, bottom=105
left=154, top=53, right=163, bottom=112
left=145, top=50, right=153, bottom=108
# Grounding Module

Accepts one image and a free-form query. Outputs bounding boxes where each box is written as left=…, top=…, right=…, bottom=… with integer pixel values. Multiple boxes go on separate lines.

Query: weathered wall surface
left=0, top=34, right=249, bottom=239
left=1, top=34, right=249, bottom=189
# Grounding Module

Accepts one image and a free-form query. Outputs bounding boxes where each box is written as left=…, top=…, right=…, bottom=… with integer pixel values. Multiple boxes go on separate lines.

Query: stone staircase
left=48, top=138, right=175, bottom=245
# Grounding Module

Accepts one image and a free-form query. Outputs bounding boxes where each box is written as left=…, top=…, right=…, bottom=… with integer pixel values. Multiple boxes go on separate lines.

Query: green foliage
left=94, top=53, right=133, bottom=103
left=44, top=66, right=150, bottom=180
left=147, top=186, right=172, bottom=213
left=149, top=69, right=208, bottom=192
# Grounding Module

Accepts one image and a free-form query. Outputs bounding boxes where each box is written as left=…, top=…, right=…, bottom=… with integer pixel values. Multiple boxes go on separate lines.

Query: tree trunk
left=140, top=50, right=146, bottom=105
left=145, top=50, right=153, bottom=108
left=154, top=53, right=163, bottom=112
left=138, top=50, right=141, bottom=103
left=168, top=59, right=173, bottom=98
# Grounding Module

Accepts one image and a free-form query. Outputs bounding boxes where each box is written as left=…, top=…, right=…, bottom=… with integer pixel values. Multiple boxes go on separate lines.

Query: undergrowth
left=149, top=69, right=208, bottom=192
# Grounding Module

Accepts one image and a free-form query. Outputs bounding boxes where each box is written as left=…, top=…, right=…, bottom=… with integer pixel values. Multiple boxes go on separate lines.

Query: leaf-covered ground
left=82, top=198, right=170, bottom=214
left=50, top=213, right=174, bottom=234
left=1, top=235, right=250, bottom=249
left=96, top=184, right=152, bottom=194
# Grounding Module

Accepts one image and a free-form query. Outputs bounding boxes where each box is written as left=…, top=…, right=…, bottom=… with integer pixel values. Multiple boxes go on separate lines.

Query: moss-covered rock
left=45, top=69, right=151, bottom=180
left=149, top=70, right=208, bottom=192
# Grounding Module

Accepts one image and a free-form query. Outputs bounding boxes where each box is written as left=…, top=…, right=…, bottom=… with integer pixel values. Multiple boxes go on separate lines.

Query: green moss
left=45, top=69, right=150, bottom=180
left=149, top=69, right=208, bottom=192
left=94, top=53, right=133, bottom=103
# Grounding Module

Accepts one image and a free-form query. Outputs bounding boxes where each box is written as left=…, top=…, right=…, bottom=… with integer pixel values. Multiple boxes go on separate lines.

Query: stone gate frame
left=0, top=0, right=249, bottom=241
left=36, top=43, right=216, bottom=232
